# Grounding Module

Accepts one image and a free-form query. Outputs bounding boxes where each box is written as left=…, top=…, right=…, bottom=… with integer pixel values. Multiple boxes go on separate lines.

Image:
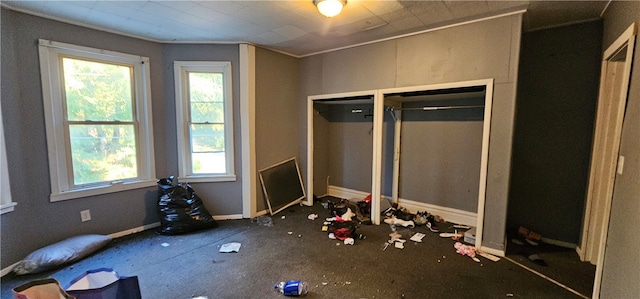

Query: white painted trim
left=604, top=23, right=638, bottom=59
left=306, top=94, right=315, bottom=206
left=541, top=237, right=577, bottom=249
left=378, top=78, right=494, bottom=249
left=173, top=61, right=235, bottom=180
left=0, top=202, right=17, bottom=214
left=371, top=91, right=384, bottom=225
left=479, top=246, right=505, bottom=258
left=38, top=39, right=156, bottom=202
left=213, top=214, right=243, bottom=221
left=0, top=102, right=13, bottom=212
left=476, top=79, right=494, bottom=249
left=240, top=44, right=257, bottom=218
left=307, top=90, right=377, bottom=221
left=591, top=22, right=636, bottom=299
left=108, top=222, right=161, bottom=239
left=1, top=262, right=20, bottom=277
left=327, top=185, right=370, bottom=200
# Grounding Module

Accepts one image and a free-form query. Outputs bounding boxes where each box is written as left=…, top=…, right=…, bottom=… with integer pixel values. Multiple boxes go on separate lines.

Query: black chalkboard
left=259, top=158, right=306, bottom=215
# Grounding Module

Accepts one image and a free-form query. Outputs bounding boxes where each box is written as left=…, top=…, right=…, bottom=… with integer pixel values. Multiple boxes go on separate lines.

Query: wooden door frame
left=579, top=23, right=636, bottom=299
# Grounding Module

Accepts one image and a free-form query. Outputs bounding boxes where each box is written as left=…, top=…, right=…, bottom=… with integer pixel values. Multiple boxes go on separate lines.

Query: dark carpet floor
left=2, top=202, right=594, bottom=299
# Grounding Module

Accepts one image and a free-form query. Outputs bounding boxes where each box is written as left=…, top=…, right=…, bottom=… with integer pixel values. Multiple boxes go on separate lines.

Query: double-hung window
left=174, top=61, right=235, bottom=182
left=39, top=40, right=156, bottom=201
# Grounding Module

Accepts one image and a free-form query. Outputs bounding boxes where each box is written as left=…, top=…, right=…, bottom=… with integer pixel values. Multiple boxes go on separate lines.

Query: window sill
left=50, top=179, right=158, bottom=202
left=1, top=202, right=17, bottom=215
left=177, top=175, right=237, bottom=183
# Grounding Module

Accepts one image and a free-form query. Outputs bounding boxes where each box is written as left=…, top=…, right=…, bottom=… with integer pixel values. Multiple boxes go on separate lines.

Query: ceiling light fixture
left=314, top=0, right=347, bottom=18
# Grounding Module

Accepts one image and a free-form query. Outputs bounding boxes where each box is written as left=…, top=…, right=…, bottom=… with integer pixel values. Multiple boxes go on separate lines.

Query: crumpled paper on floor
left=219, top=242, right=242, bottom=253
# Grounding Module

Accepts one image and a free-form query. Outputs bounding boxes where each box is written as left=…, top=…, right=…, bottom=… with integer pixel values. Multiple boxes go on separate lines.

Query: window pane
left=192, top=152, right=227, bottom=174
left=190, top=123, right=225, bottom=174
left=190, top=123, right=224, bottom=153
left=63, top=57, right=133, bottom=122
left=188, top=72, right=224, bottom=123
left=69, top=124, right=137, bottom=185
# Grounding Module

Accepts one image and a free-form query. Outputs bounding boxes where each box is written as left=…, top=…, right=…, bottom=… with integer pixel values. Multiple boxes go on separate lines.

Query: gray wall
left=315, top=103, right=375, bottom=194
left=600, top=1, right=640, bottom=297
left=161, top=44, right=243, bottom=215
left=254, top=47, right=299, bottom=212
left=299, top=14, right=522, bottom=251
left=0, top=9, right=165, bottom=268
left=399, top=98, right=484, bottom=212
left=0, top=10, right=246, bottom=269
left=508, top=21, right=602, bottom=244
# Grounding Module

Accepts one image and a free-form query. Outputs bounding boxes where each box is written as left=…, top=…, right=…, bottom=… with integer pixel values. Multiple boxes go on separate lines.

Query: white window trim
left=174, top=61, right=235, bottom=183
left=1, top=101, right=16, bottom=214
left=39, top=39, right=156, bottom=202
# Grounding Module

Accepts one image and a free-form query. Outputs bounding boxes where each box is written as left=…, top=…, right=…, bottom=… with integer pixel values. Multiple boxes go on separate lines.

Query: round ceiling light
left=314, top=0, right=347, bottom=18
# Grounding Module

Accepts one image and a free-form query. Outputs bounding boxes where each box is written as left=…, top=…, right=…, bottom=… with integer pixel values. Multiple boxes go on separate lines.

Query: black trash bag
left=157, top=176, right=218, bottom=235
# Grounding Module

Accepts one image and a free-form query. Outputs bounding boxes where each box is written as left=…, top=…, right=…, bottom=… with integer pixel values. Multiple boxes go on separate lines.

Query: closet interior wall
left=385, top=91, right=486, bottom=217
left=312, top=98, right=374, bottom=200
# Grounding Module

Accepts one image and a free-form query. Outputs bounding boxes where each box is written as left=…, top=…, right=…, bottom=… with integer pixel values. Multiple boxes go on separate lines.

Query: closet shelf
left=387, top=105, right=484, bottom=111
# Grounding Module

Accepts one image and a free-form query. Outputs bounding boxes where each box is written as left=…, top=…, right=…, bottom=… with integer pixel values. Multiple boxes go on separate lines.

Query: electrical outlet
left=617, top=156, right=625, bottom=175
left=80, top=209, right=91, bottom=222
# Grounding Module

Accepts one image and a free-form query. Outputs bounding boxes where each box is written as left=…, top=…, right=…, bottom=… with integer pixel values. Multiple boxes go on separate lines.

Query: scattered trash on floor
left=274, top=280, right=308, bottom=296
left=439, top=232, right=464, bottom=239
left=384, top=216, right=415, bottom=228
left=307, top=214, right=318, bottom=220
left=344, top=238, right=355, bottom=245
left=281, top=215, right=286, bottom=220
left=161, top=242, right=170, bottom=247
left=453, top=224, right=471, bottom=229
left=515, top=226, right=541, bottom=246
left=527, top=254, right=548, bottom=266
left=219, top=242, right=241, bottom=253
left=288, top=232, right=293, bottom=235
left=410, top=232, right=425, bottom=243
left=254, top=215, right=274, bottom=227
left=454, top=242, right=479, bottom=262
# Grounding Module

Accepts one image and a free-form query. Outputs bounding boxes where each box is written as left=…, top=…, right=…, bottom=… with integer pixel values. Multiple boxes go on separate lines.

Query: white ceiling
left=2, top=1, right=608, bottom=57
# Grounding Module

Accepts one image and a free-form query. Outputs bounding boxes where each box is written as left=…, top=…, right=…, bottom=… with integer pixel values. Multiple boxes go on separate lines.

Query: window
left=174, top=61, right=235, bottom=182
left=1, top=103, right=15, bottom=214
left=39, top=40, right=156, bottom=201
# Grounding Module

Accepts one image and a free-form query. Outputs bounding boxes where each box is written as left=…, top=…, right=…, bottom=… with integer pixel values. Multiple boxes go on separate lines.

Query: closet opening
left=307, top=79, right=494, bottom=252
left=307, top=92, right=377, bottom=223
left=378, top=80, right=493, bottom=250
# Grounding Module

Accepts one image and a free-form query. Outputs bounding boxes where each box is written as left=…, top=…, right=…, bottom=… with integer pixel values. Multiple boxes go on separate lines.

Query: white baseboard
left=109, top=222, right=161, bottom=239
left=396, top=198, right=477, bottom=227
left=1, top=261, right=20, bottom=277
left=213, top=214, right=243, bottom=220
left=327, top=185, right=477, bottom=227
left=541, top=237, right=577, bottom=249
left=479, top=245, right=506, bottom=257
left=327, top=185, right=370, bottom=201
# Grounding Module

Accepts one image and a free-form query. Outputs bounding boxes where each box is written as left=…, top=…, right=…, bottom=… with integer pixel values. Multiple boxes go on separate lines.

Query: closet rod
left=390, top=105, right=484, bottom=111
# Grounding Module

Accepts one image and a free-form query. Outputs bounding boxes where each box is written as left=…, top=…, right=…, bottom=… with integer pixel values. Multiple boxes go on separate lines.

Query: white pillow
left=14, top=235, right=112, bottom=275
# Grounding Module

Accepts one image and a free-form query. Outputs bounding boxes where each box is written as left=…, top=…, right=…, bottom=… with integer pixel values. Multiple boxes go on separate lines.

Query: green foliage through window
left=63, top=57, right=138, bottom=185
